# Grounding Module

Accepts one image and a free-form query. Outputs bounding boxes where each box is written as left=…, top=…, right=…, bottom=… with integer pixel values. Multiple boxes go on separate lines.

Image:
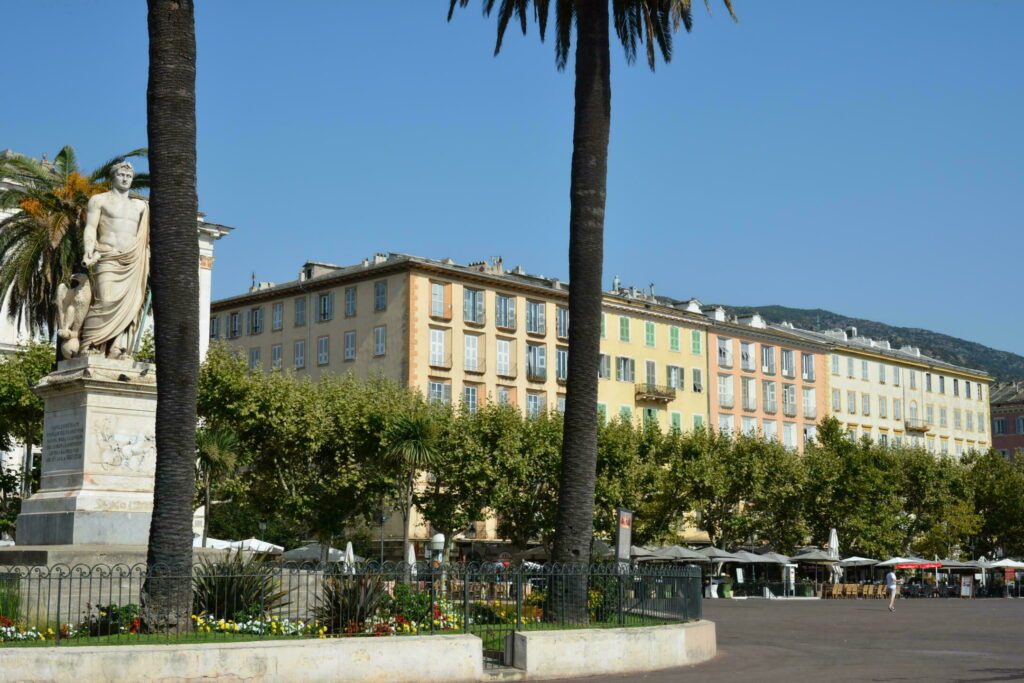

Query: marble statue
left=74, top=161, right=150, bottom=359
left=55, top=272, right=91, bottom=358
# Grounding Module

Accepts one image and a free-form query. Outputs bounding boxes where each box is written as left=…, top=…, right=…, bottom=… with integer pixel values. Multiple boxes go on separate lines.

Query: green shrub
left=192, top=551, right=289, bottom=621
left=387, top=582, right=431, bottom=624
left=83, top=603, right=140, bottom=636
left=0, top=577, right=18, bottom=622
left=314, top=573, right=388, bottom=634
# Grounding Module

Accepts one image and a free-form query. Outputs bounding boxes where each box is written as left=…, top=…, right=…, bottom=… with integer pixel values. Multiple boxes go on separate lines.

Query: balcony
left=804, top=407, right=818, bottom=420
left=635, top=383, right=677, bottom=403
left=526, top=366, right=547, bottom=383
left=464, top=358, right=486, bottom=374
left=557, top=373, right=568, bottom=386
left=718, top=396, right=735, bottom=410
left=496, top=362, right=517, bottom=379
left=430, top=303, right=453, bottom=321
left=905, top=418, right=930, bottom=433
left=742, top=400, right=757, bottom=412
left=495, top=317, right=516, bottom=332
left=764, top=401, right=778, bottom=415
left=783, top=403, right=797, bottom=418
left=429, top=354, right=452, bottom=370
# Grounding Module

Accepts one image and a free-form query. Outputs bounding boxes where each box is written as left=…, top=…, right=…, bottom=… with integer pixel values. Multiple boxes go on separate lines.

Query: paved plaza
left=553, top=598, right=1024, bottom=683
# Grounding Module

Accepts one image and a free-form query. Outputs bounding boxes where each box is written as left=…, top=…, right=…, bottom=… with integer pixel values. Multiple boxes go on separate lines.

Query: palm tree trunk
left=549, top=0, right=611, bottom=622
left=143, top=0, right=200, bottom=632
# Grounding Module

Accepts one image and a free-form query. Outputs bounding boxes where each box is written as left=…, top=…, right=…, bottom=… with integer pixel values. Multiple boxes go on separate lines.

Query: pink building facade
left=991, top=381, right=1024, bottom=459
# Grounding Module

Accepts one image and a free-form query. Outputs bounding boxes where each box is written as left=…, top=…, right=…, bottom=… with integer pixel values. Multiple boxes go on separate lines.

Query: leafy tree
left=448, top=1, right=736, bottom=586
left=899, top=449, right=980, bottom=559
left=966, top=450, right=1024, bottom=558
left=0, top=147, right=148, bottom=342
left=594, top=418, right=668, bottom=544
left=0, top=342, right=54, bottom=494
left=0, top=465, right=20, bottom=540
left=144, top=0, right=200, bottom=628
left=195, top=427, right=239, bottom=548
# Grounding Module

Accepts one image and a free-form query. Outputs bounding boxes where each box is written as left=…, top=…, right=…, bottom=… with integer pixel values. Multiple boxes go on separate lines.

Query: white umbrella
left=344, top=541, right=357, bottom=574
left=229, top=537, right=284, bottom=554
left=990, top=558, right=1024, bottom=569
left=193, top=534, right=232, bottom=549
left=841, top=556, right=880, bottom=567
left=828, top=529, right=840, bottom=559
left=406, top=543, right=417, bottom=578
left=282, top=543, right=343, bottom=562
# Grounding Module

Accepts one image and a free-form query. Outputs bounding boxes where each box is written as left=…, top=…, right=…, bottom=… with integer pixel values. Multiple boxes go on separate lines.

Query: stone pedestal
left=15, top=356, right=156, bottom=546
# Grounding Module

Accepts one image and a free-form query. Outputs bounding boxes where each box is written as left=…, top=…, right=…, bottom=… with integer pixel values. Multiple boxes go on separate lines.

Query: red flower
left=129, top=618, right=141, bottom=634
left=0, top=616, right=13, bottom=628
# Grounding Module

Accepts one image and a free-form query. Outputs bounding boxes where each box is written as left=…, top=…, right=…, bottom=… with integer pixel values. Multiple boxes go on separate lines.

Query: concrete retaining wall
left=0, top=634, right=483, bottom=683
left=512, top=621, right=717, bottom=679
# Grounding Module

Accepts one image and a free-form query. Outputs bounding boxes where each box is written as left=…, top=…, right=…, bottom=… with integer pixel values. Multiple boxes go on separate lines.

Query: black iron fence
left=0, top=559, right=702, bottom=667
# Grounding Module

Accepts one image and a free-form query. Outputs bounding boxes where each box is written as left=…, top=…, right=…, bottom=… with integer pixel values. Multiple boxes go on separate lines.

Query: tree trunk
left=201, top=471, right=210, bottom=548
left=143, top=0, right=200, bottom=632
left=549, top=0, right=611, bottom=623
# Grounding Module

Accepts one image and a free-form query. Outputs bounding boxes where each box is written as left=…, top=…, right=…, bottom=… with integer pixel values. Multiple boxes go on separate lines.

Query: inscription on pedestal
left=43, top=419, right=85, bottom=468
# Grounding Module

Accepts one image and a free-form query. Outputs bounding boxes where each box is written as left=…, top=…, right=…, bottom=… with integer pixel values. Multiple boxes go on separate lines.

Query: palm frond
left=387, top=413, right=439, bottom=469
left=553, top=0, right=573, bottom=70
left=53, top=145, right=79, bottom=182
left=89, top=148, right=148, bottom=184
left=0, top=155, right=53, bottom=186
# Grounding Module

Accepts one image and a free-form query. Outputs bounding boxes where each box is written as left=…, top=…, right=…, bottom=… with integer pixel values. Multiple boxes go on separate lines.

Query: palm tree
left=0, top=146, right=148, bottom=346
left=450, top=0, right=734, bottom=619
left=195, top=427, right=239, bottom=548
left=387, top=412, right=440, bottom=564
left=143, top=0, right=200, bottom=630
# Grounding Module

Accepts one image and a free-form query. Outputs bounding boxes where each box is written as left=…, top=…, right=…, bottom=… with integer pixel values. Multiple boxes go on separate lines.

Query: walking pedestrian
left=886, top=569, right=899, bottom=612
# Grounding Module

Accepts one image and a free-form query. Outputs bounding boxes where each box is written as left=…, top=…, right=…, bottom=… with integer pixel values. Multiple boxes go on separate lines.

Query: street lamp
left=429, top=533, right=445, bottom=563
left=377, top=511, right=388, bottom=564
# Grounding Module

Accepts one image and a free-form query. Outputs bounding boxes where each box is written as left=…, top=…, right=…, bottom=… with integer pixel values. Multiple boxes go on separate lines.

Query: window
left=692, top=368, right=704, bottom=393
left=894, top=399, right=902, bottom=420
left=667, top=365, right=684, bottom=390
left=463, top=288, right=485, bottom=324
left=373, top=281, right=387, bottom=311
left=294, top=340, right=305, bottom=369
left=494, top=294, right=516, bottom=329
left=978, top=413, right=986, bottom=433
left=527, top=393, right=546, bottom=417
left=373, top=326, right=386, bottom=356
left=317, top=336, right=329, bottom=365
left=431, top=282, right=451, bottom=319
left=430, top=328, right=448, bottom=367
left=801, top=353, right=815, bottom=381
left=803, top=387, right=816, bottom=419
left=763, top=381, right=778, bottom=414
left=526, top=301, right=546, bottom=334
left=344, top=286, right=357, bottom=317
left=804, top=425, right=818, bottom=446
left=926, top=405, right=935, bottom=425
left=496, top=338, right=513, bottom=376
left=463, top=385, right=478, bottom=413
left=344, top=331, right=356, bottom=360
left=939, top=376, right=946, bottom=394
left=557, top=395, right=566, bottom=414
left=229, top=312, right=241, bottom=338
left=597, top=402, right=607, bottom=423
left=270, top=344, right=282, bottom=369
left=691, top=330, right=702, bottom=355
left=847, top=391, right=856, bottom=414
left=497, top=385, right=513, bottom=406
left=464, top=334, right=481, bottom=372
left=831, top=355, right=840, bottom=375
left=761, top=345, right=776, bottom=374
left=429, top=381, right=452, bottom=405
left=1018, top=416, right=1024, bottom=434
left=953, top=378, right=960, bottom=397
left=598, top=354, right=611, bottom=380
left=879, top=397, right=887, bottom=418
left=556, top=307, right=569, bottom=339
left=781, top=350, right=795, bottom=378
left=742, top=416, right=758, bottom=436
left=317, top=292, right=334, bottom=322
left=601, top=314, right=606, bottom=339
left=645, top=360, right=657, bottom=386
left=643, top=407, right=659, bottom=426
left=966, top=382, right=972, bottom=399
left=763, top=420, right=778, bottom=441
left=556, top=347, right=568, bottom=382
left=966, top=411, right=974, bottom=431
left=925, top=373, right=932, bottom=392
left=832, top=389, right=841, bottom=412
left=717, top=337, right=734, bottom=368
left=940, top=407, right=948, bottom=427
left=620, top=405, right=633, bottom=421
left=718, top=375, right=735, bottom=409
left=880, top=433, right=889, bottom=447
left=248, top=307, right=264, bottom=335
left=783, top=423, right=797, bottom=450
left=209, top=315, right=220, bottom=339
left=669, top=326, right=680, bottom=352
left=783, top=384, right=797, bottom=416
left=295, top=296, right=307, bottom=327
left=977, top=384, right=983, bottom=402
left=861, top=393, right=871, bottom=416
left=645, top=321, right=656, bottom=347
left=671, top=412, right=682, bottom=432
left=619, top=316, right=631, bottom=342
left=847, top=357, right=855, bottom=378
left=616, top=356, right=636, bottom=383
left=272, top=302, right=283, bottom=331
left=693, top=414, right=705, bottom=430
left=248, top=347, right=260, bottom=369
left=718, top=414, right=735, bottom=435
left=740, top=342, right=755, bottom=371
left=861, top=359, right=869, bottom=380
left=742, top=377, right=757, bottom=411
left=954, top=409, right=962, bottom=429
left=526, top=343, right=547, bottom=381
left=893, top=367, right=901, bottom=386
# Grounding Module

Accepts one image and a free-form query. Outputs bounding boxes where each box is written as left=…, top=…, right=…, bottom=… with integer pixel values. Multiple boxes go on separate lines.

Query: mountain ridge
left=716, top=305, right=1024, bottom=382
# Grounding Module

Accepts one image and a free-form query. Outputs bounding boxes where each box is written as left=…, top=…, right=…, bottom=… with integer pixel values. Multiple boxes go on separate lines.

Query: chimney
left=846, top=326, right=858, bottom=339
left=373, top=252, right=388, bottom=265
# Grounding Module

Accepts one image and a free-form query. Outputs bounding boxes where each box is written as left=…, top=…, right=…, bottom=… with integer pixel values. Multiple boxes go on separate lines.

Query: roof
left=991, top=381, right=1024, bottom=405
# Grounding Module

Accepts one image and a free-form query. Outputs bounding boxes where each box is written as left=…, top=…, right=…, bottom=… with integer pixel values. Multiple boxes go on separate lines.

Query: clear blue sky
left=3, top=1, right=1022, bottom=354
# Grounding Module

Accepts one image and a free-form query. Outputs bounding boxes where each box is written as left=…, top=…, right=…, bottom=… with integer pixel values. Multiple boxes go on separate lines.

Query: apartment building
left=705, top=311, right=828, bottom=453
left=991, top=381, right=1024, bottom=459
left=211, top=253, right=711, bottom=434
left=786, top=326, right=992, bottom=456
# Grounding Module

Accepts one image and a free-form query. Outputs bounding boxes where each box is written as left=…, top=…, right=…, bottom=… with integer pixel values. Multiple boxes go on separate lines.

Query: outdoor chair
left=821, top=584, right=833, bottom=599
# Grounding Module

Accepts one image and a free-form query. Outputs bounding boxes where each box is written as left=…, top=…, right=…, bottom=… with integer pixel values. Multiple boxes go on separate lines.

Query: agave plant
left=314, top=572, right=389, bottom=635
left=191, top=551, right=289, bottom=621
